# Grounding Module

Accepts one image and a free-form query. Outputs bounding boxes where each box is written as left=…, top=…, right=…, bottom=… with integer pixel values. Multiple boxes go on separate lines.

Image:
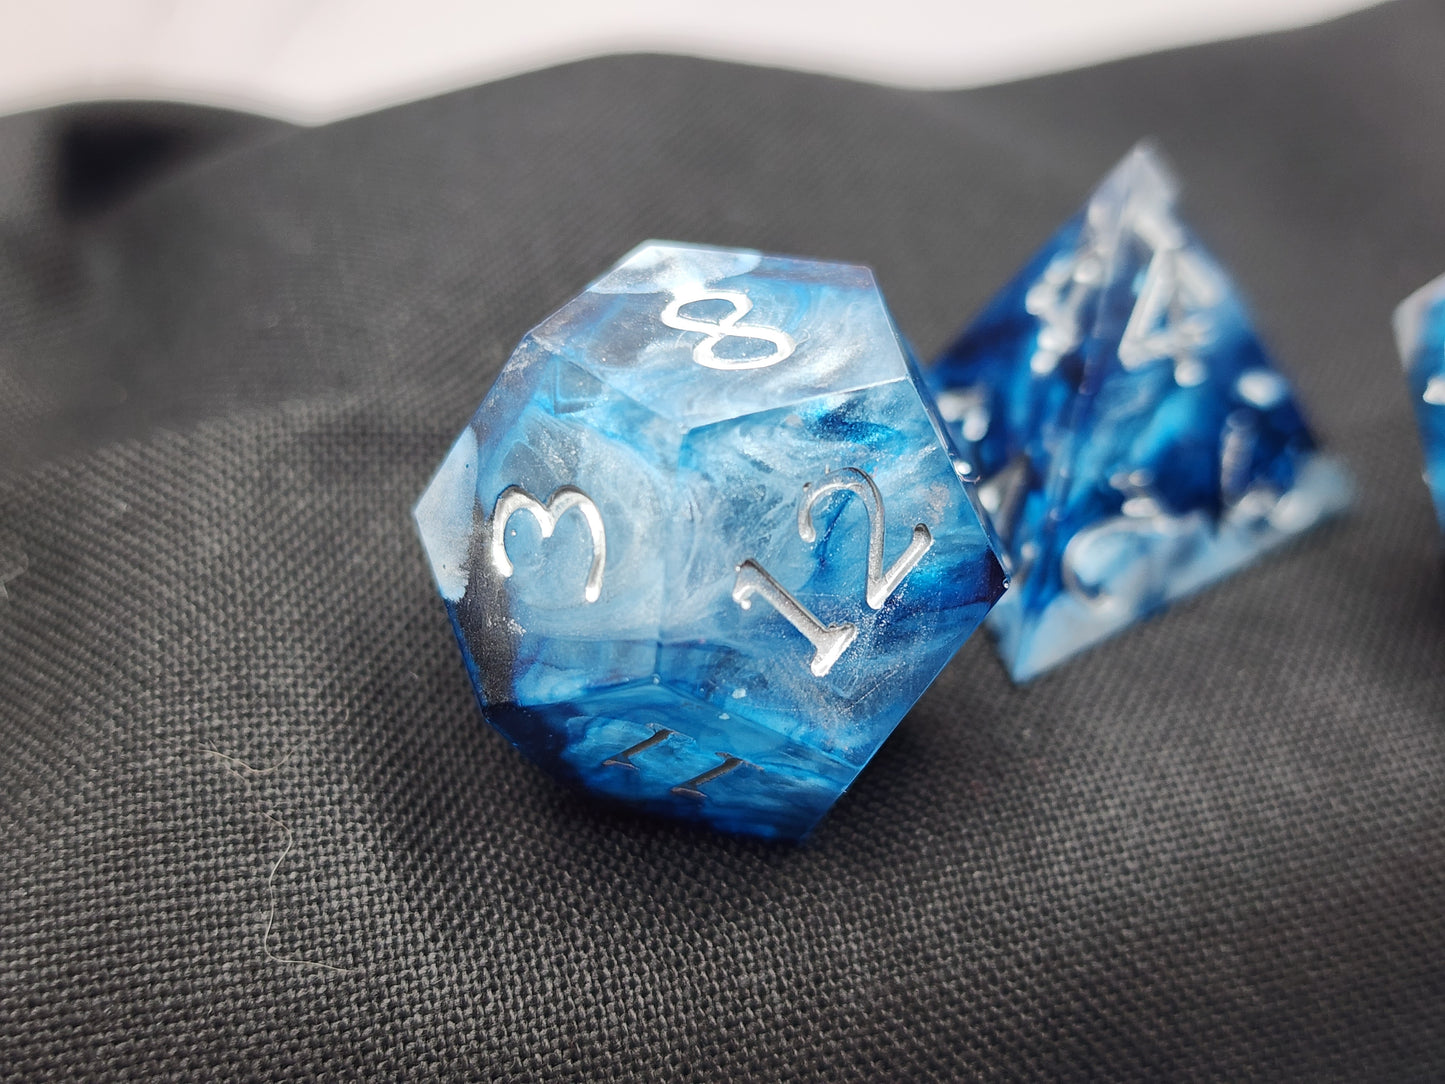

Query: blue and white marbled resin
left=926, top=144, right=1351, bottom=683
left=415, top=242, right=1008, bottom=838
left=1393, top=274, right=1445, bottom=535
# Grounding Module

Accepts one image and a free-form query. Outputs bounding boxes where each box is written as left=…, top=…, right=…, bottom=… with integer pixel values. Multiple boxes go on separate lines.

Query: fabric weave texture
left=2, top=2, right=1444, bottom=1078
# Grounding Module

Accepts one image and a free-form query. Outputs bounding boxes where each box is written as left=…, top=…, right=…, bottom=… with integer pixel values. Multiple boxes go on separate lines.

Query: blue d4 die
left=926, top=144, right=1351, bottom=683
left=1394, top=274, right=1445, bottom=536
left=415, top=242, right=1008, bottom=839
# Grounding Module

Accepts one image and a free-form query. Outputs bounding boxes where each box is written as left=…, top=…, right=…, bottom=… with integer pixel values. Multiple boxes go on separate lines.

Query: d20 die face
left=1394, top=274, right=1445, bottom=536
left=927, top=144, right=1351, bottom=683
left=416, top=242, right=1007, bottom=839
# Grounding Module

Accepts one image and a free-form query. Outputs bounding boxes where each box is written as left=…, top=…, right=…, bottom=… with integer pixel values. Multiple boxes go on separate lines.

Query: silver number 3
left=487, top=485, right=607, bottom=602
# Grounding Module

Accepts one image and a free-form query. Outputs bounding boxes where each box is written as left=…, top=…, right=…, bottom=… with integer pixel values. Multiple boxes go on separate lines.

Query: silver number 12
left=733, top=467, right=933, bottom=677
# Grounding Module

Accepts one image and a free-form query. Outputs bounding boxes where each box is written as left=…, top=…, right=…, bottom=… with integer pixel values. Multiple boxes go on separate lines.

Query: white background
left=2, top=0, right=1386, bottom=124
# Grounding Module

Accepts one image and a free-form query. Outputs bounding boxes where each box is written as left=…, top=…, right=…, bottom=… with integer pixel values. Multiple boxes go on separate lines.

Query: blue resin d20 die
left=415, top=242, right=1007, bottom=839
left=926, top=144, right=1351, bottom=683
left=1393, top=274, right=1445, bottom=536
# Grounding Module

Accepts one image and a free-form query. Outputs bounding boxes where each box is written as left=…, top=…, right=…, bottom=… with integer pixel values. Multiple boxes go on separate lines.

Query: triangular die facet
left=927, top=143, right=1351, bottom=682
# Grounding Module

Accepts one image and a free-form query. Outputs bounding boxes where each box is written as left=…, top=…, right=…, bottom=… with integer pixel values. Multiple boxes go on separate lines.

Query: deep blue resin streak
left=415, top=242, right=1007, bottom=839
left=1394, top=274, right=1445, bottom=537
left=926, top=144, right=1351, bottom=682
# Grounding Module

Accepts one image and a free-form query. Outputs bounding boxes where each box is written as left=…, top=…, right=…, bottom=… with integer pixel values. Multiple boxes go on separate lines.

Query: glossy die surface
left=926, top=145, right=1350, bottom=683
left=415, top=242, right=1007, bottom=839
left=1393, top=273, right=1445, bottom=535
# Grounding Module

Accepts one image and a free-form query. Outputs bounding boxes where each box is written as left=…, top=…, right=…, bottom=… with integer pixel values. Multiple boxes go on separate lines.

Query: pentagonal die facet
left=416, top=242, right=1007, bottom=838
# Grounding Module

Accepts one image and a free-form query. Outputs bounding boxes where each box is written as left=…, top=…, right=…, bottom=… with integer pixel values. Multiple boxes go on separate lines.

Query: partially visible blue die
left=926, top=144, right=1351, bottom=683
left=415, top=242, right=1008, bottom=839
left=1394, top=274, right=1445, bottom=536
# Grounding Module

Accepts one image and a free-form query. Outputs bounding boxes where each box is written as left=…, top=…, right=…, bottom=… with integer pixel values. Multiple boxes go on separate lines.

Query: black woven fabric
left=4, top=3, right=1445, bottom=1078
